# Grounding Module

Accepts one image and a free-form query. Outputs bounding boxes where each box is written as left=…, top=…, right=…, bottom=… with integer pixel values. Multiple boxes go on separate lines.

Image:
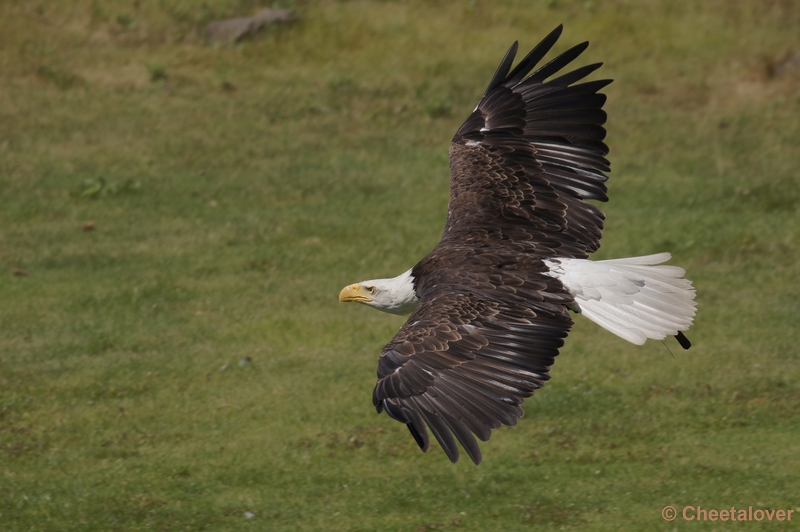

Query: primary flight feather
left=339, top=25, right=697, bottom=465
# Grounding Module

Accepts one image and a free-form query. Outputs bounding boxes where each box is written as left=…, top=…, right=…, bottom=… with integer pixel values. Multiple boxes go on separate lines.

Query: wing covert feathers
left=373, top=267, right=573, bottom=464
left=448, top=24, right=611, bottom=259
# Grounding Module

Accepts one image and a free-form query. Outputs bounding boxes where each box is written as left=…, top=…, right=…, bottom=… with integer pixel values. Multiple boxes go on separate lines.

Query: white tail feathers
left=544, top=253, right=697, bottom=345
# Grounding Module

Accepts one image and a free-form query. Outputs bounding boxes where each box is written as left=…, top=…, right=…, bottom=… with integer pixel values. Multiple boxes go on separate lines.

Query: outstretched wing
left=374, top=265, right=573, bottom=465
left=373, top=27, right=612, bottom=463
left=445, top=24, right=611, bottom=259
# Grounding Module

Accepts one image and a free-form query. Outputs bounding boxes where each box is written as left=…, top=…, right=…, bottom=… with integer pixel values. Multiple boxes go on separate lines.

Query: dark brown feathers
left=372, top=26, right=612, bottom=464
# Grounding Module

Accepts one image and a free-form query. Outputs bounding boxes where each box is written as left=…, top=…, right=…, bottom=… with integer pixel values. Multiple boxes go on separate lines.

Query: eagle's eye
left=367, top=286, right=376, bottom=295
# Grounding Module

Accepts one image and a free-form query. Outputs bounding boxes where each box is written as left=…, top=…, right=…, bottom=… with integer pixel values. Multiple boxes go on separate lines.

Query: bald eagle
left=339, top=25, right=696, bottom=465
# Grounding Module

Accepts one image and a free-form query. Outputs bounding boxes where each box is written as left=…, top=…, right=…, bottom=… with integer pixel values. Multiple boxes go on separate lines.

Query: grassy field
left=2, top=0, right=799, bottom=530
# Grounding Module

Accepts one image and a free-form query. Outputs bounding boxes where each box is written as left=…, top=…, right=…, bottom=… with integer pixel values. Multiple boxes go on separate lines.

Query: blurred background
left=1, top=1, right=798, bottom=530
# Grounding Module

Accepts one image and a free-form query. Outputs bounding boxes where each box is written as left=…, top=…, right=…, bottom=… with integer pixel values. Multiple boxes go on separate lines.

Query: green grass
left=2, top=0, right=799, bottom=530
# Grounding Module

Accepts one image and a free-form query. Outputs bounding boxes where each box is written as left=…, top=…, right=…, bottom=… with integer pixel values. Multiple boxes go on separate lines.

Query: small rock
left=238, top=356, right=252, bottom=367
left=206, top=8, right=296, bottom=45
left=244, top=511, right=255, bottom=519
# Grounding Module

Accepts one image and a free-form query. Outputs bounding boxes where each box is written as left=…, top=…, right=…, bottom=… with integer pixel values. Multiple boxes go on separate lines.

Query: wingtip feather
left=484, top=41, right=519, bottom=96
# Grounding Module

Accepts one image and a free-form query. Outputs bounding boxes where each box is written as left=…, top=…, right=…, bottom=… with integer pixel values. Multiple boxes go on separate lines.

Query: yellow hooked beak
left=339, top=283, right=373, bottom=303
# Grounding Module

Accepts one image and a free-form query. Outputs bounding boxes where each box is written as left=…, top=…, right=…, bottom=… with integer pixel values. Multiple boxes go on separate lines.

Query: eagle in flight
left=339, top=25, right=696, bottom=464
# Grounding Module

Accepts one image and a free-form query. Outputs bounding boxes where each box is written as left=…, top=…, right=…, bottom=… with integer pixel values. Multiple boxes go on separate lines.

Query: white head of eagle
left=339, top=269, right=419, bottom=316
